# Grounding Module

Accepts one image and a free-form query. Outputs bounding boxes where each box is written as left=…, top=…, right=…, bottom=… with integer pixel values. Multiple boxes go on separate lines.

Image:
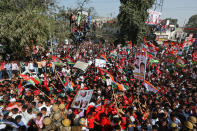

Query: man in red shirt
left=87, top=112, right=95, bottom=131
left=0, top=61, right=5, bottom=79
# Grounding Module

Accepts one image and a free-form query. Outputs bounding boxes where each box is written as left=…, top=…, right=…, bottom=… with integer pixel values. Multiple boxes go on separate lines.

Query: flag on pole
left=100, top=54, right=108, bottom=61
left=97, top=67, right=128, bottom=91
left=44, top=73, right=50, bottom=91
left=144, top=80, right=159, bottom=93
left=19, top=74, right=40, bottom=85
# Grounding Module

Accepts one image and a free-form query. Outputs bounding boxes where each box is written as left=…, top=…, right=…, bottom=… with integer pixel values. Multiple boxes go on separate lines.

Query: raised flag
left=19, top=74, right=40, bottom=85
left=144, top=80, right=159, bottom=93
left=100, top=54, right=107, bottom=61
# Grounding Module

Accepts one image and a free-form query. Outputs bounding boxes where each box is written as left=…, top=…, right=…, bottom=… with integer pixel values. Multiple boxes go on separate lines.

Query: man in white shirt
left=11, top=61, right=19, bottom=77
left=28, top=60, right=35, bottom=72
left=19, top=105, right=28, bottom=125
left=37, top=101, right=45, bottom=112
left=22, top=62, right=31, bottom=75
left=24, top=108, right=36, bottom=125
left=4, top=62, right=12, bottom=79
left=45, top=101, right=52, bottom=116
left=8, top=108, right=20, bottom=119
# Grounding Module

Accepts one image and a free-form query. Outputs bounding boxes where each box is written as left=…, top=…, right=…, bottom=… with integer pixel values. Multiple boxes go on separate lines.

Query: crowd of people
left=0, top=39, right=196, bottom=131
left=70, top=12, right=98, bottom=44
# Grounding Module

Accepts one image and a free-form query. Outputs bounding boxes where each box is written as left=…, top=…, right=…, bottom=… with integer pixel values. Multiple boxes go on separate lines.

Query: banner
left=95, top=59, right=106, bottom=67
left=73, top=61, right=89, bottom=72
left=146, top=9, right=162, bottom=25
left=133, top=52, right=147, bottom=80
left=71, top=90, right=93, bottom=109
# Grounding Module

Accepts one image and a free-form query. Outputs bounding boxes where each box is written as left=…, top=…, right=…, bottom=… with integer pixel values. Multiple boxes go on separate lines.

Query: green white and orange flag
left=100, top=54, right=108, bottom=61
left=144, top=80, right=159, bottom=93
left=97, top=67, right=128, bottom=91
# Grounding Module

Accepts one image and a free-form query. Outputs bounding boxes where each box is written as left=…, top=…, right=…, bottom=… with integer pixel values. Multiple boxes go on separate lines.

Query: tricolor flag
left=97, top=67, right=128, bottom=91
left=110, top=50, right=117, bottom=57
left=100, top=54, right=107, bottom=61
left=144, top=80, right=159, bottom=93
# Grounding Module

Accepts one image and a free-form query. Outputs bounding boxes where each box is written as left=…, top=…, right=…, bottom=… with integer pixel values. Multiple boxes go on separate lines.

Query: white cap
left=88, top=102, right=95, bottom=107
left=113, top=115, right=119, bottom=118
left=75, top=114, right=80, bottom=119
left=10, top=98, right=16, bottom=102
left=40, top=74, right=44, bottom=78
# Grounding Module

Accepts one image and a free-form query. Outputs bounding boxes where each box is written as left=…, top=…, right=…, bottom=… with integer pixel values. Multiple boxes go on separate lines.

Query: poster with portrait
left=133, top=52, right=147, bottom=80
left=146, top=9, right=162, bottom=25
left=71, top=90, right=93, bottom=109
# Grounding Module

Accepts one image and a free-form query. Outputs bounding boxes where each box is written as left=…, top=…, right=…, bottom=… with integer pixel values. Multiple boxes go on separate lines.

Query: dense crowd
left=0, top=40, right=196, bottom=131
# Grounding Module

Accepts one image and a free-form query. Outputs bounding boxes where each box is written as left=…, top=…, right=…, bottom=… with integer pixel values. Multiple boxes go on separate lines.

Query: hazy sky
left=59, top=0, right=197, bottom=26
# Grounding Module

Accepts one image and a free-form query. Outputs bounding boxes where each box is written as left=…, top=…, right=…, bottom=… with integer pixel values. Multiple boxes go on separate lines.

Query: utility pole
left=46, top=0, right=53, bottom=55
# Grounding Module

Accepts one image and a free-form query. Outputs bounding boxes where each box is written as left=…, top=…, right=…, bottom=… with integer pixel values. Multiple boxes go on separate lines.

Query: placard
left=95, top=59, right=106, bottom=67
left=71, top=90, right=93, bottom=109
left=133, top=52, right=147, bottom=80
left=146, top=9, right=162, bottom=25
left=74, top=61, right=89, bottom=72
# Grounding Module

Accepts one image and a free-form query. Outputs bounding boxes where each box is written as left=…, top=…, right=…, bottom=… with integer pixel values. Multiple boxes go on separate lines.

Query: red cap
left=83, top=87, right=88, bottom=90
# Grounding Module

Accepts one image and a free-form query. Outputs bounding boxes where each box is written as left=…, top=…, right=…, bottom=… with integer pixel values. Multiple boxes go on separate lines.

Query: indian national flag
left=100, top=54, right=108, bottom=61
left=144, top=80, right=159, bottom=93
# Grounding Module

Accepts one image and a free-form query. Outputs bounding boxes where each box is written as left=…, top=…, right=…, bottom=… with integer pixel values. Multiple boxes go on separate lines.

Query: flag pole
left=55, top=70, right=65, bottom=87
left=33, top=85, right=51, bottom=100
